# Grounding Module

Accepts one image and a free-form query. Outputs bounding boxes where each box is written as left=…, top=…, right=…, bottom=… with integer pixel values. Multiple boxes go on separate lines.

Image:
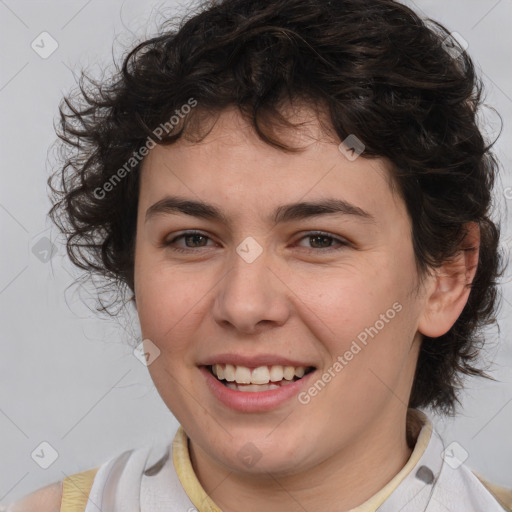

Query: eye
left=295, top=231, right=349, bottom=252
left=161, top=230, right=349, bottom=254
left=162, top=230, right=216, bottom=253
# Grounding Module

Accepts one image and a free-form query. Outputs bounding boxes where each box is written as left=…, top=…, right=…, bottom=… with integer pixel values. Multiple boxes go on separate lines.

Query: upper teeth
left=211, top=364, right=308, bottom=384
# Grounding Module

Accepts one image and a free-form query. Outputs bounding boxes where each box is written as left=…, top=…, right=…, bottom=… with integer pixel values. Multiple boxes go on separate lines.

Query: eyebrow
left=145, top=195, right=375, bottom=225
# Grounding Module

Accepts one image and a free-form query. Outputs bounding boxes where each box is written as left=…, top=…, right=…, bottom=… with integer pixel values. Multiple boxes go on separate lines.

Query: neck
left=188, top=408, right=417, bottom=512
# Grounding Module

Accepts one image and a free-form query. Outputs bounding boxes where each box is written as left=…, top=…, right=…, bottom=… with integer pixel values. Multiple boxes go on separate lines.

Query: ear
left=418, top=222, right=480, bottom=338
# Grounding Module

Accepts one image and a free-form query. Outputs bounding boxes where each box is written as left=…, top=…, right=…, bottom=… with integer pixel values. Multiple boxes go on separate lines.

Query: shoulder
left=1, top=480, right=63, bottom=512
left=1, top=465, right=100, bottom=512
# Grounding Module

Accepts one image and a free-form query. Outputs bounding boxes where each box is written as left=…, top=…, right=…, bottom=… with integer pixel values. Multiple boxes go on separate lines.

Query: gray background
left=0, top=0, right=511, bottom=504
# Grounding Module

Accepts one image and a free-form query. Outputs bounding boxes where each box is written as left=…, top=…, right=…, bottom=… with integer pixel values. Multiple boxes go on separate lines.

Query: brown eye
left=162, top=231, right=215, bottom=253
left=295, top=232, right=348, bottom=252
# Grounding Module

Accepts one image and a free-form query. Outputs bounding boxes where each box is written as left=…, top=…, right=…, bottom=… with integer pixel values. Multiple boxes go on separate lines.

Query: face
left=133, top=106, right=429, bottom=477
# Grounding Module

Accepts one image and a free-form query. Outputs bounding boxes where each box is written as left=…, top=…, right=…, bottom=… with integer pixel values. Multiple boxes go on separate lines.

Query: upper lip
left=199, top=353, right=315, bottom=369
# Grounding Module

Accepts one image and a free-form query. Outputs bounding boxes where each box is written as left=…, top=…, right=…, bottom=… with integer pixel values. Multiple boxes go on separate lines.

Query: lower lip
left=199, top=366, right=316, bottom=413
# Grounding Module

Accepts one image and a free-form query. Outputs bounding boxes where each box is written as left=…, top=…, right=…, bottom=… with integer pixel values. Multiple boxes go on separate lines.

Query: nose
left=212, top=246, right=291, bottom=335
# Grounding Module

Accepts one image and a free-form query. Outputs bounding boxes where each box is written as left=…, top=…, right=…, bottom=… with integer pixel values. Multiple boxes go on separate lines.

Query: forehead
left=138, top=107, right=406, bottom=229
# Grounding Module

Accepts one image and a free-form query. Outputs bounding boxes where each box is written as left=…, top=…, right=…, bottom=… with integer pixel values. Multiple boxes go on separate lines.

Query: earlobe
left=418, top=222, right=480, bottom=338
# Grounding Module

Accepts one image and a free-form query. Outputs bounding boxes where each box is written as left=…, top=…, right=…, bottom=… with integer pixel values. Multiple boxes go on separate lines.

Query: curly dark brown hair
left=48, top=0, right=505, bottom=416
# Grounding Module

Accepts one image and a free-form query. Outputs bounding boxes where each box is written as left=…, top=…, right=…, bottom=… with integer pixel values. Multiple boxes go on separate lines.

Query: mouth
left=204, top=364, right=316, bottom=392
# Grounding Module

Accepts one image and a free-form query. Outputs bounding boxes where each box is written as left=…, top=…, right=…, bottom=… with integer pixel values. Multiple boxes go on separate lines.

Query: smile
left=208, top=363, right=315, bottom=392
left=199, top=363, right=318, bottom=412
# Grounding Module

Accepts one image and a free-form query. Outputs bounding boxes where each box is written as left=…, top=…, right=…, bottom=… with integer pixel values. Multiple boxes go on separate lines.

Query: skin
left=132, top=105, right=479, bottom=512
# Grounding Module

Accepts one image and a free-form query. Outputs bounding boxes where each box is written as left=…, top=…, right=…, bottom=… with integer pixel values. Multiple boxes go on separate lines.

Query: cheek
left=134, top=259, right=213, bottom=355
left=307, top=256, right=417, bottom=365
left=297, top=264, right=393, bottom=342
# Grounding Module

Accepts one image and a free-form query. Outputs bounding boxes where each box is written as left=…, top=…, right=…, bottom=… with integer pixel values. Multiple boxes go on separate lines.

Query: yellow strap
left=172, top=426, right=223, bottom=512
left=60, top=467, right=100, bottom=512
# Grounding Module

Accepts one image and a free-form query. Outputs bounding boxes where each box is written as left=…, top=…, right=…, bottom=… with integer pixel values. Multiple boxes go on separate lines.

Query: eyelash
left=162, top=230, right=348, bottom=253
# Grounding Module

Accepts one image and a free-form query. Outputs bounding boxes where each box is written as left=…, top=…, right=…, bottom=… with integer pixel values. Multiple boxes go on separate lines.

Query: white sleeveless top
left=83, top=410, right=507, bottom=512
